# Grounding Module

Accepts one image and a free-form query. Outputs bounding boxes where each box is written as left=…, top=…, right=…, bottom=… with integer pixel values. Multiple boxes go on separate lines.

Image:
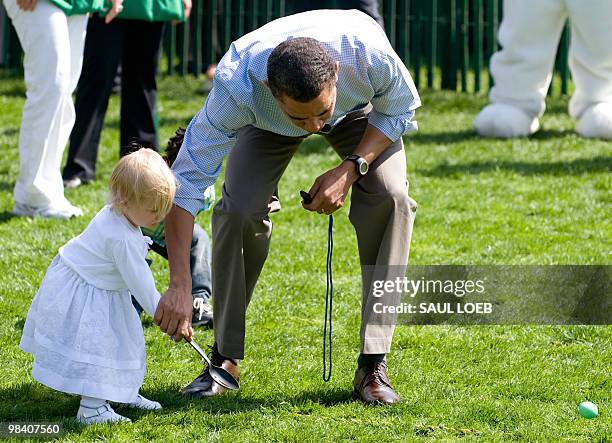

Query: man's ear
left=262, top=79, right=269, bottom=89
left=334, top=61, right=339, bottom=81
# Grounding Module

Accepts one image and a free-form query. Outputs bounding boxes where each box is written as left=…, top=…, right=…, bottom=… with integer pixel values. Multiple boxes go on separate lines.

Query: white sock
left=80, top=396, right=107, bottom=409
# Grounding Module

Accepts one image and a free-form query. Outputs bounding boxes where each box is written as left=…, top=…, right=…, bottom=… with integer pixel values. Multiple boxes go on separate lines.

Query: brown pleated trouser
left=212, top=107, right=417, bottom=359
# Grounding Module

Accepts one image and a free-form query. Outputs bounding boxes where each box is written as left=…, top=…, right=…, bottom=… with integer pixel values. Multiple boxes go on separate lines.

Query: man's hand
left=16, top=0, right=37, bottom=11
left=155, top=286, right=193, bottom=341
left=105, top=0, right=124, bottom=23
left=303, top=161, right=359, bottom=215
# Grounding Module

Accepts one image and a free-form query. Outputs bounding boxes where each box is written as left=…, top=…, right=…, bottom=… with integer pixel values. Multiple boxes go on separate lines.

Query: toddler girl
left=20, top=149, right=184, bottom=424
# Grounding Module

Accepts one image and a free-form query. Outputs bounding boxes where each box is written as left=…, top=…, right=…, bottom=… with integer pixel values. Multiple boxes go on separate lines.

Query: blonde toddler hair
left=109, top=149, right=177, bottom=219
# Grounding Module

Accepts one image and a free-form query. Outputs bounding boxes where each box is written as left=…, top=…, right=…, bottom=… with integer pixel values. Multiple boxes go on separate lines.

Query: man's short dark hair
left=267, top=37, right=336, bottom=103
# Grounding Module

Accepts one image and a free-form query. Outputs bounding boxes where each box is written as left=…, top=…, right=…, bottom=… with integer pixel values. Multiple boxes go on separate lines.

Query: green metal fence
left=0, top=0, right=571, bottom=94
left=164, top=0, right=287, bottom=76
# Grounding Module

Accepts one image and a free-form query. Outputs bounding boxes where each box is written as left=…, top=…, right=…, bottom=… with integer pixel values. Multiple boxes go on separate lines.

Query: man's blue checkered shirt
left=172, top=9, right=421, bottom=217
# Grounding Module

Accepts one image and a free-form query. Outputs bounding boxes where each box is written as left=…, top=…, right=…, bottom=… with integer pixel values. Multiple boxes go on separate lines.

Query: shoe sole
left=12, top=207, right=82, bottom=219
left=192, top=317, right=213, bottom=328
left=352, top=388, right=399, bottom=405
left=76, top=417, right=131, bottom=424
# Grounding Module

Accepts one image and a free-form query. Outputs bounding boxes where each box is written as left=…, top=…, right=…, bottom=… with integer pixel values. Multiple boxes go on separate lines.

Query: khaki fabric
left=212, top=107, right=417, bottom=359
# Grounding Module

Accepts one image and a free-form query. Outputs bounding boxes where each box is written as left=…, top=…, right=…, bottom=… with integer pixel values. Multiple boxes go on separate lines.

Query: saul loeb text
left=371, top=277, right=493, bottom=316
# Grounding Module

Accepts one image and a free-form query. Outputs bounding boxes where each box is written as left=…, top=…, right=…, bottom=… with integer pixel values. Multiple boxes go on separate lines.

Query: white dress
left=20, top=205, right=161, bottom=403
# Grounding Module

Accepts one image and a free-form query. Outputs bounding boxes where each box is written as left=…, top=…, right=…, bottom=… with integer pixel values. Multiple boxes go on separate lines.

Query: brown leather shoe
left=353, top=361, right=400, bottom=405
left=181, top=353, right=240, bottom=397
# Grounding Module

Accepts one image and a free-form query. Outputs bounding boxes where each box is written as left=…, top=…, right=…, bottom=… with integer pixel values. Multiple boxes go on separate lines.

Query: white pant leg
left=566, top=0, right=612, bottom=119
left=3, top=0, right=87, bottom=207
left=489, top=0, right=568, bottom=118
left=50, top=13, right=88, bottom=196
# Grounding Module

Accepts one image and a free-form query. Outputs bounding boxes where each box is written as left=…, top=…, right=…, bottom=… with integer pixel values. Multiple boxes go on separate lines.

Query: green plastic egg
left=579, top=401, right=599, bottom=419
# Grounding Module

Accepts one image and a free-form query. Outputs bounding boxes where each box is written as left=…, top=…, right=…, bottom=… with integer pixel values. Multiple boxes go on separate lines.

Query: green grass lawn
left=0, top=70, right=610, bottom=442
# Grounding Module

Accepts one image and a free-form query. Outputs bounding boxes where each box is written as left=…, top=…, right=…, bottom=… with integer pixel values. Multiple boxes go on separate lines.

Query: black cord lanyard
left=323, top=214, right=333, bottom=382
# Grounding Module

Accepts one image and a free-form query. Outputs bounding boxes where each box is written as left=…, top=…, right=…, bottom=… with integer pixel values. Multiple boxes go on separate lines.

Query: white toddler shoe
left=576, top=102, right=612, bottom=139
left=125, top=394, right=162, bottom=411
left=474, top=103, right=540, bottom=137
left=76, top=403, right=131, bottom=425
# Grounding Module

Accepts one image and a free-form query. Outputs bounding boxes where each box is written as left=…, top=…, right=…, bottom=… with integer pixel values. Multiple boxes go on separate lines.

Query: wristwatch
left=344, top=154, right=369, bottom=177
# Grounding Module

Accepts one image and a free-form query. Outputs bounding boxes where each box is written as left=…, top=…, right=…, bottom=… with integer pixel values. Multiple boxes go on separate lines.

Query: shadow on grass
left=0, top=382, right=354, bottom=427
left=410, top=129, right=477, bottom=144
left=412, top=128, right=581, bottom=146
left=217, top=127, right=582, bottom=154
left=0, top=181, right=13, bottom=191
left=0, top=383, right=79, bottom=422
left=0, top=211, right=16, bottom=224
left=0, top=84, right=25, bottom=98
left=419, top=155, right=611, bottom=177
left=145, top=384, right=355, bottom=415
left=528, top=128, right=577, bottom=139
left=0, top=127, right=19, bottom=137
left=14, top=317, right=25, bottom=331
left=0, top=384, right=125, bottom=437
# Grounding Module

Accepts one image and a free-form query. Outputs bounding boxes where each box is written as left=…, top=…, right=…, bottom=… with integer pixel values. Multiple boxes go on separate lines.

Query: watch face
left=358, top=159, right=369, bottom=175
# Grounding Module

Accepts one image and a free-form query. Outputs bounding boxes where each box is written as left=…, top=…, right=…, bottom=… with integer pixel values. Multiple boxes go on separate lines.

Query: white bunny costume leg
left=566, top=0, right=612, bottom=139
left=474, top=0, right=567, bottom=137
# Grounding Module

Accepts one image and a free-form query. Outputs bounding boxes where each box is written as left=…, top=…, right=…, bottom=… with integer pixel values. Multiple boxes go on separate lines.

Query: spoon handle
left=188, top=339, right=212, bottom=365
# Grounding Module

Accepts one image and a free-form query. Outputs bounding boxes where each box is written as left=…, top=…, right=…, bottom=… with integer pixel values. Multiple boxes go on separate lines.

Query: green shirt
left=49, top=0, right=108, bottom=16
left=49, top=0, right=185, bottom=21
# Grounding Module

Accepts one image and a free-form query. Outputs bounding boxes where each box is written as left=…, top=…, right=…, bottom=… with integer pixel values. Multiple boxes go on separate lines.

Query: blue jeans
left=133, top=223, right=212, bottom=314
left=189, top=223, right=212, bottom=301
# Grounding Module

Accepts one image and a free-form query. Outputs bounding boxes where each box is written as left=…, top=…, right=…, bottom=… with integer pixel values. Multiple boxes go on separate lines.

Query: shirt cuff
left=368, top=110, right=419, bottom=142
